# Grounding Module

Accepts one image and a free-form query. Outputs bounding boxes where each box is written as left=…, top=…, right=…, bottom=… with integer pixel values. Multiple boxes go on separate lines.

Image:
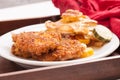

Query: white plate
left=0, top=24, right=119, bottom=68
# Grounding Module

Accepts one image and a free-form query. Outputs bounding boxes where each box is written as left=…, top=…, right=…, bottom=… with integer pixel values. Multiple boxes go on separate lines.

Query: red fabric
left=52, top=0, right=120, bottom=38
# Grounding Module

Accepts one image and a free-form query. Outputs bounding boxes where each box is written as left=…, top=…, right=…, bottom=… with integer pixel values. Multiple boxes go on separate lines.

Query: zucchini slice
left=93, top=25, right=112, bottom=42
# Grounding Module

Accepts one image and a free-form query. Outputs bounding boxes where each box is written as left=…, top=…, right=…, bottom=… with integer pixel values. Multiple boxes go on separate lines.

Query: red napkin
left=52, top=0, right=120, bottom=38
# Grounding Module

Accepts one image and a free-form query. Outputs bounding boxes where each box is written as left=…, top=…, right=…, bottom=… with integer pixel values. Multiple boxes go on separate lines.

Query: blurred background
left=0, top=0, right=50, bottom=8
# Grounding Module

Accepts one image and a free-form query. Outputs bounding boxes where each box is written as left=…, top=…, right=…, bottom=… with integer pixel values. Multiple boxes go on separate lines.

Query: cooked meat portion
left=12, top=44, right=32, bottom=58
left=12, top=30, right=87, bottom=61
left=12, top=31, right=62, bottom=58
left=35, top=39, right=86, bottom=61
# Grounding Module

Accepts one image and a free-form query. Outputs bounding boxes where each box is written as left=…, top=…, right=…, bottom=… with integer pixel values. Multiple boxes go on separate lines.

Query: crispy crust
left=38, top=39, right=86, bottom=61
left=12, top=31, right=62, bottom=58
left=12, top=31, right=86, bottom=61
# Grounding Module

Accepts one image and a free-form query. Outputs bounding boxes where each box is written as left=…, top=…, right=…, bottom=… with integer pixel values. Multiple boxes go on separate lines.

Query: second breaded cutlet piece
left=36, top=39, right=87, bottom=61
left=12, top=30, right=62, bottom=58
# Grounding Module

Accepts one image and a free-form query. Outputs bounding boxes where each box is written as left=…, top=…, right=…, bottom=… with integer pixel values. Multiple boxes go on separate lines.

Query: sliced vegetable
left=93, top=25, right=112, bottom=42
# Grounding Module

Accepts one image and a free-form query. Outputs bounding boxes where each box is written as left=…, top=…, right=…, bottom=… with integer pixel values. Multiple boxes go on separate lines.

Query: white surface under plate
left=0, top=24, right=119, bottom=68
left=0, top=1, right=59, bottom=21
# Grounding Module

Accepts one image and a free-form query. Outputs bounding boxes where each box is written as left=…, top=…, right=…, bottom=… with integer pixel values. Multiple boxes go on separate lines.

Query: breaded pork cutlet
left=36, top=39, right=86, bottom=61
left=12, top=30, right=62, bottom=58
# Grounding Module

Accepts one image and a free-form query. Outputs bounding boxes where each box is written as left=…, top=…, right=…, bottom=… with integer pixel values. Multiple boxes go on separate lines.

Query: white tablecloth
left=0, top=1, right=60, bottom=21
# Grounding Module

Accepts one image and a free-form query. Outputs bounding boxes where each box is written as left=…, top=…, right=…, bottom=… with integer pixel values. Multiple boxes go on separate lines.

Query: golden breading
left=36, top=39, right=86, bottom=61
left=12, top=31, right=62, bottom=58
left=12, top=44, right=32, bottom=58
left=12, top=31, right=87, bottom=61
